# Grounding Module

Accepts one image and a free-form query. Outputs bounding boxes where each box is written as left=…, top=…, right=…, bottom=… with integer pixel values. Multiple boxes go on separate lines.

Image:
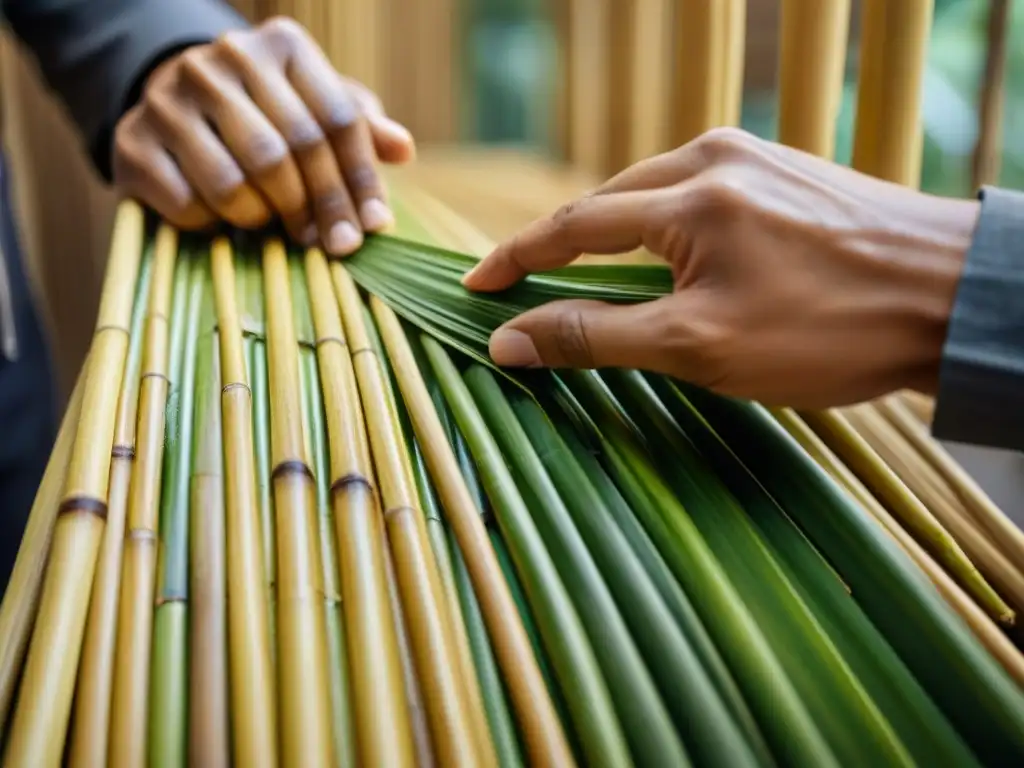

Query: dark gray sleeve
left=4, top=0, right=247, bottom=180
left=932, top=186, right=1024, bottom=452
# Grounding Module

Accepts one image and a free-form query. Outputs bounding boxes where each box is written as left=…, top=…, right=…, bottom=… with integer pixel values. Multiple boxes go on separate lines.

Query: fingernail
left=327, top=221, right=363, bottom=256
left=490, top=329, right=540, bottom=368
left=374, top=116, right=413, bottom=144
left=360, top=199, right=394, bottom=232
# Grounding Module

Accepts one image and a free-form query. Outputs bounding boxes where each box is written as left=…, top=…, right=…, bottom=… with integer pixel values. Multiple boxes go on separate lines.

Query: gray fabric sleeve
left=4, top=0, right=247, bottom=181
left=932, top=186, right=1024, bottom=452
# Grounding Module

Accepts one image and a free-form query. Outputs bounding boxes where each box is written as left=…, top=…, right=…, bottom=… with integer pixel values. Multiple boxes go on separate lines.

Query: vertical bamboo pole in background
left=2, top=201, right=143, bottom=768
left=564, top=0, right=613, bottom=177
left=851, top=0, right=935, bottom=187
left=777, top=0, right=851, bottom=157
left=972, top=0, right=1012, bottom=190
left=720, top=0, right=747, bottom=128
left=672, top=0, right=728, bottom=144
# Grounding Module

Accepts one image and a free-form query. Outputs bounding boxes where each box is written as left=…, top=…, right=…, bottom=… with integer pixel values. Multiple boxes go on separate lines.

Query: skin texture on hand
left=464, top=128, right=981, bottom=410
left=112, top=16, right=415, bottom=256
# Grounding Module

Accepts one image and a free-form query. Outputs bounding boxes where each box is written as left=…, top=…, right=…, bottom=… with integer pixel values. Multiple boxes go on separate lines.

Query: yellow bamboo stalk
left=777, top=0, right=850, bottom=157
left=899, top=391, right=935, bottom=424
left=565, top=0, right=613, bottom=176
left=798, top=408, right=1013, bottom=625
left=263, top=239, right=335, bottom=767
left=304, top=247, right=416, bottom=767
left=107, top=224, right=178, bottom=768
left=673, top=0, right=728, bottom=143
left=371, top=295, right=577, bottom=767
left=0, top=364, right=86, bottom=730
left=210, top=237, right=278, bottom=768
left=878, top=396, right=1024, bottom=567
left=332, top=264, right=497, bottom=768
left=774, top=408, right=1024, bottom=685
left=2, top=200, right=143, bottom=767
left=844, top=405, right=1024, bottom=615
left=720, top=0, right=747, bottom=127
left=852, top=0, right=934, bottom=186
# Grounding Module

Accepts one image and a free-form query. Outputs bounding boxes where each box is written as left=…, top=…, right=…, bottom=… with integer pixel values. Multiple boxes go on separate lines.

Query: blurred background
left=0, top=0, right=1016, bottom=400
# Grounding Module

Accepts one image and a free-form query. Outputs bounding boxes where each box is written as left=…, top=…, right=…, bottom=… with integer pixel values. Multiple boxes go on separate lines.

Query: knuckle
left=311, top=187, right=354, bottom=219
left=204, top=166, right=248, bottom=207
left=241, top=131, right=289, bottom=175
left=688, top=173, right=746, bottom=220
left=321, top=96, right=362, bottom=134
left=283, top=118, right=325, bottom=152
left=342, top=162, right=379, bottom=197
left=554, top=308, right=594, bottom=369
left=177, top=46, right=210, bottom=81
left=261, top=16, right=306, bottom=47
left=142, top=91, right=182, bottom=131
left=689, top=126, right=754, bottom=166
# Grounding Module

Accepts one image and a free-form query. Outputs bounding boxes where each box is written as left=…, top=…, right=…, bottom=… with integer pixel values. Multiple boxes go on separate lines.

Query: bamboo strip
left=777, top=0, right=850, bottom=157
left=2, top=200, right=143, bottom=767
left=211, top=238, right=278, bottom=768
left=333, top=264, right=497, bottom=767
left=263, top=239, right=334, bottom=768
left=304, top=248, right=416, bottom=767
left=371, top=296, right=576, bottom=767
left=0, top=362, right=86, bottom=730
left=774, top=408, right=1024, bottom=686
left=800, top=409, right=1013, bottom=625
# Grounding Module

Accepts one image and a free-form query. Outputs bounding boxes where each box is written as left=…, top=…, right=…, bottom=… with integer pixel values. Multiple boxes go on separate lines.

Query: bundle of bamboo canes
left=1, top=190, right=1024, bottom=768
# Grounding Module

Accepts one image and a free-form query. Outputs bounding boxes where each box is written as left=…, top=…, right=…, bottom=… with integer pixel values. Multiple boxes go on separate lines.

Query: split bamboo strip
left=0, top=361, right=86, bottom=730
left=878, top=397, right=1024, bottom=566
left=852, top=0, right=934, bottom=186
left=672, top=0, right=727, bottom=144
left=67, top=246, right=152, bottom=768
left=777, top=0, right=850, bottom=157
left=108, top=224, right=177, bottom=768
left=262, top=239, right=334, bottom=767
left=372, top=296, right=575, bottom=766
left=1, top=200, right=143, bottom=767
left=798, top=408, right=1013, bottom=625
left=773, top=408, right=1024, bottom=686
left=333, top=264, right=497, bottom=767
left=844, top=405, right=1024, bottom=613
left=304, top=248, right=415, bottom=767
left=210, top=237, right=278, bottom=768
left=899, top=391, right=935, bottom=425
left=188, top=285, right=230, bottom=767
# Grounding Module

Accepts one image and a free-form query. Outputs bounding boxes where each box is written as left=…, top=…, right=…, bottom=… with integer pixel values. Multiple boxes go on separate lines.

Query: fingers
left=488, top=297, right=675, bottom=373
left=463, top=187, right=668, bottom=292
left=343, top=77, right=416, bottom=163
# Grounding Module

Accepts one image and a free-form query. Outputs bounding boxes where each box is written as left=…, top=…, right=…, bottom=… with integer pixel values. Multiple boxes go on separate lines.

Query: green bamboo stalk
left=466, top=366, right=689, bottom=768
left=512, top=390, right=765, bottom=768
left=148, top=246, right=204, bottom=768
left=422, top=337, right=630, bottom=768
left=646, top=375, right=980, bottom=767
left=559, top=371, right=836, bottom=767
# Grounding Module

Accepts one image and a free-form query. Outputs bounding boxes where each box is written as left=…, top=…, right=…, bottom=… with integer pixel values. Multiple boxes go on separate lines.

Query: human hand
left=113, top=17, right=414, bottom=256
left=463, top=128, right=980, bottom=409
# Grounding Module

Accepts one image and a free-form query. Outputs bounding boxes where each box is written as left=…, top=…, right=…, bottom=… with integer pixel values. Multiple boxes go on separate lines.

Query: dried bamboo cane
left=67, top=251, right=153, bottom=767
left=972, top=0, right=1011, bottom=190
left=371, top=295, right=576, bottom=767
left=720, top=0, right=747, bottom=127
left=798, top=409, right=1013, bottom=625
left=188, top=281, right=230, bottom=767
left=899, top=391, right=935, bottom=425
left=852, top=0, right=934, bottom=186
left=878, top=397, right=1024, bottom=567
left=108, top=225, right=178, bottom=768
left=304, top=248, right=416, bottom=767
left=777, top=0, right=850, bottom=157
left=673, top=0, right=728, bottom=143
left=0, top=361, right=86, bottom=730
left=2, top=200, right=144, bottom=767
left=263, top=239, right=335, bottom=767
left=211, top=237, right=278, bottom=768
left=333, top=264, right=497, bottom=767
left=774, top=408, right=1024, bottom=686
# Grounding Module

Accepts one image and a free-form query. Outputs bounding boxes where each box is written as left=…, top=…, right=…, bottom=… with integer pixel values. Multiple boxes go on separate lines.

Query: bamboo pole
left=371, top=296, right=576, bottom=767
left=332, top=265, right=497, bottom=767
left=263, top=238, right=335, bottom=768
left=0, top=361, right=86, bottom=730
left=304, top=248, right=416, bottom=767
left=565, top=0, right=613, bottom=176
left=720, top=0, right=747, bottom=127
left=972, top=0, right=1011, bottom=189
left=777, top=0, right=850, bottom=157
left=672, top=0, right=728, bottom=144
left=2, top=200, right=143, bottom=767
left=67, top=252, right=153, bottom=767
left=211, top=237, right=278, bottom=768
left=851, top=0, right=934, bottom=186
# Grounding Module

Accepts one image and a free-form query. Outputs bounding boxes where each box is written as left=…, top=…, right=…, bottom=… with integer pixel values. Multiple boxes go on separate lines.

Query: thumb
left=488, top=297, right=675, bottom=372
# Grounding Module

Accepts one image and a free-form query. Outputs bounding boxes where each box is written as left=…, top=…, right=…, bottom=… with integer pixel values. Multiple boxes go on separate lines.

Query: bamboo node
left=329, top=472, right=374, bottom=496
left=56, top=495, right=108, bottom=519
left=383, top=504, right=417, bottom=523
left=270, top=459, right=315, bottom=482
left=126, top=529, right=158, bottom=542
left=140, top=372, right=170, bottom=385
left=350, top=346, right=378, bottom=360
left=93, top=324, right=130, bottom=337
left=315, top=335, right=347, bottom=349
left=111, top=444, right=135, bottom=460
left=222, top=382, right=252, bottom=395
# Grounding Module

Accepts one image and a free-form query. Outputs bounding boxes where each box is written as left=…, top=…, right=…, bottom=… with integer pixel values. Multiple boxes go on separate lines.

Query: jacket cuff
left=90, top=0, right=248, bottom=182
left=932, top=186, right=1024, bottom=451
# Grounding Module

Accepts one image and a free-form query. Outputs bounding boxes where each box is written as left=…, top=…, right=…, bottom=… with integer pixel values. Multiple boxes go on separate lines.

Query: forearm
left=5, top=0, right=246, bottom=180
left=932, top=186, right=1024, bottom=452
